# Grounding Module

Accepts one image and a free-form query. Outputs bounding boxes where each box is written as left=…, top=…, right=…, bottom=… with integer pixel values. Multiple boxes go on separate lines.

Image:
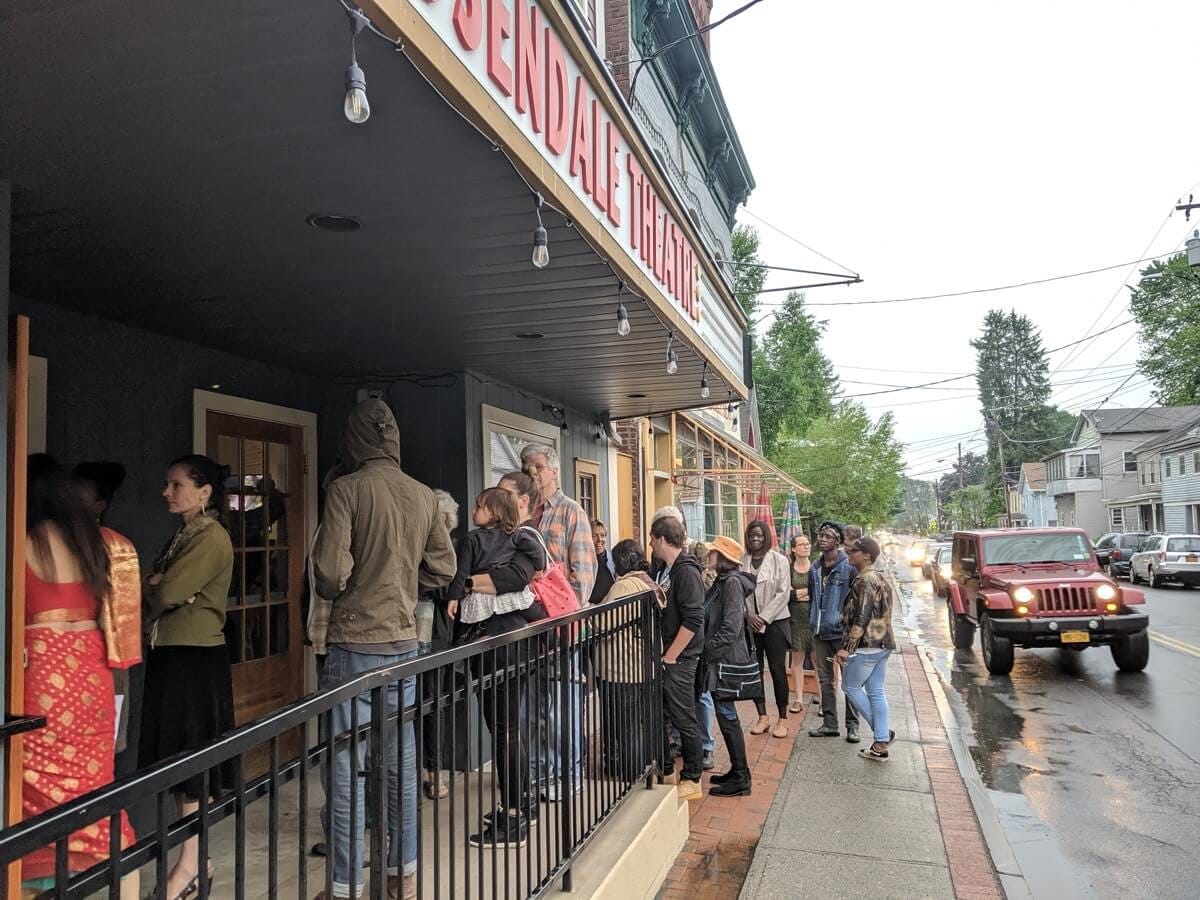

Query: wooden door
left=616, top=452, right=635, bottom=542
left=206, top=412, right=305, bottom=764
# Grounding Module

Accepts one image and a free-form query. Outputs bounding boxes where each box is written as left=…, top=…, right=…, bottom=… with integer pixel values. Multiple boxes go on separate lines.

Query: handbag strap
left=520, top=525, right=555, bottom=571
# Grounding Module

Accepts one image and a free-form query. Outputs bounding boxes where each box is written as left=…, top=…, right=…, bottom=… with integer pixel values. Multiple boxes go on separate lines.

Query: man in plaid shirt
left=521, top=444, right=596, bottom=603
left=521, top=443, right=596, bottom=801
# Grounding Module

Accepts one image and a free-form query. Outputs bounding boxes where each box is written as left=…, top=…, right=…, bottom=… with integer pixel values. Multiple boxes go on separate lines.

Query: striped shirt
left=533, top=489, right=597, bottom=603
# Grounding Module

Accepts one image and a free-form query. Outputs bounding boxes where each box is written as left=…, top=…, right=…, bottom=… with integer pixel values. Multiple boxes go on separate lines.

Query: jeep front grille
left=1035, top=586, right=1096, bottom=614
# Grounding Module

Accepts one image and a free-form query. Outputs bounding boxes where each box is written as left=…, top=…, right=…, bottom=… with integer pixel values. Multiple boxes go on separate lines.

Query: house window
left=1194, top=451, right=1200, bottom=473
left=1181, top=454, right=1188, bottom=475
left=1070, top=453, right=1100, bottom=478
left=1110, top=507, right=1124, bottom=529
left=480, top=404, right=560, bottom=492
left=1123, top=451, right=1137, bottom=473
left=1166, top=458, right=1173, bottom=478
left=575, top=458, right=601, bottom=522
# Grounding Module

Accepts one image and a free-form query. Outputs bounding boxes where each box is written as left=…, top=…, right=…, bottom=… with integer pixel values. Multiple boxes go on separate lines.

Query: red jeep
left=946, top=528, right=1149, bottom=675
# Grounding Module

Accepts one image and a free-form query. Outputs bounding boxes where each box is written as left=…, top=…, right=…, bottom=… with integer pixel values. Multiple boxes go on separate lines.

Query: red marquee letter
left=606, top=122, right=622, bottom=227
left=569, top=76, right=593, bottom=195
left=627, top=154, right=644, bottom=251
left=515, top=1, right=543, bottom=132
left=544, top=31, right=569, bottom=155
left=453, top=0, right=483, bottom=51
left=487, top=0, right=513, bottom=97
left=591, top=100, right=608, bottom=214
left=663, top=220, right=677, bottom=296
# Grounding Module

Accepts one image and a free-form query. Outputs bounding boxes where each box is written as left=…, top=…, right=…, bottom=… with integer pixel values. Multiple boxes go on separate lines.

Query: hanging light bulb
left=727, top=391, right=736, bottom=413
left=700, top=363, right=710, bottom=399
left=665, top=332, right=678, bottom=375
left=615, top=285, right=631, bottom=336
left=531, top=193, right=550, bottom=268
left=344, top=8, right=371, bottom=124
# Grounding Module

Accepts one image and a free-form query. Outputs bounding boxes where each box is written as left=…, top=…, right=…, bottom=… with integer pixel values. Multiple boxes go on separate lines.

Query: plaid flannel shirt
left=536, top=489, right=597, bottom=603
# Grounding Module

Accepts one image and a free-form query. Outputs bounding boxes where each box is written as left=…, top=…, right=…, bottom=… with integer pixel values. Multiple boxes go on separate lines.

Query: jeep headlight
left=1012, top=587, right=1034, bottom=604
left=1096, top=583, right=1117, bottom=601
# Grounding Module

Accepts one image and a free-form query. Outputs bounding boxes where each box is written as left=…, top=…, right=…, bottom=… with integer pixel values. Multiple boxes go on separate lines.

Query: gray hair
left=521, top=443, right=559, bottom=470
left=433, top=488, right=459, bottom=531
left=652, top=506, right=685, bottom=528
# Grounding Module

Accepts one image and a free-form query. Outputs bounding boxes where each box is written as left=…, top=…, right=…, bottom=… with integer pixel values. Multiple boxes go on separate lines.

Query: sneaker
left=469, top=811, right=529, bottom=849
left=387, top=873, right=417, bottom=900
left=702, top=751, right=715, bottom=771
left=676, top=779, right=703, bottom=801
left=483, top=804, right=539, bottom=827
left=808, top=725, right=840, bottom=737
left=846, top=728, right=861, bottom=744
left=542, top=780, right=582, bottom=803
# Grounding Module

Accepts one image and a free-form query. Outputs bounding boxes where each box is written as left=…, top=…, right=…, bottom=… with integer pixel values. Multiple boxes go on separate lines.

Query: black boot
left=710, top=716, right=752, bottom=797
left=709, top=769, right=736, bottom=785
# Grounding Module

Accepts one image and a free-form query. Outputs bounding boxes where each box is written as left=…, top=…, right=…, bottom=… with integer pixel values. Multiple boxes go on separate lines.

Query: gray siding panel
left=1165, top=505, right=1189, bottom=533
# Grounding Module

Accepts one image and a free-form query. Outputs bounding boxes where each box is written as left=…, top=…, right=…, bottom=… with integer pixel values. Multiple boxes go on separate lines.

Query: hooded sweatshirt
left=660, top=552, right=706, bottom=660
left=312, top=400, right=457, bottom=648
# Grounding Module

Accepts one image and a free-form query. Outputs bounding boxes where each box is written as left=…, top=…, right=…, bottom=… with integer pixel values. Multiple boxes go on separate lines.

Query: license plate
left=1186, top=555, right=1198, bottom=563
left=1061, top=631, right=1090, bottom=644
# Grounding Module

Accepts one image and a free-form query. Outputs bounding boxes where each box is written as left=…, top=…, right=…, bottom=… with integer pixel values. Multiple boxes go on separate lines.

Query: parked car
left=1129, top=534, right=1200, bottom=588
left=906, top=539, right=932, bottom=567
left=922, top=542, right=951, bottom=580
left=1096, top=531, right=1150, bottom=579
left=945, top=528, right=1149, bottom=675
left=930, top=545, right=953, bottom=597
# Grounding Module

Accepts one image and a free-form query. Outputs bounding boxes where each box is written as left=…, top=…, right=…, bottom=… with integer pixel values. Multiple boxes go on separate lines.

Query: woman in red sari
left=21, top=454, right=140, bottom=898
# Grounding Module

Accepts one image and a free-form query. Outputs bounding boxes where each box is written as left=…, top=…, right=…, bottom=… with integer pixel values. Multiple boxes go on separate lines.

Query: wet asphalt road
left=892, top=548, right=1200, bottom=900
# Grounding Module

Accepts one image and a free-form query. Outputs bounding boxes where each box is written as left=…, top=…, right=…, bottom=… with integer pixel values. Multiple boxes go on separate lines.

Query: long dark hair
left=27, top=454, right=111, bottom=600
left=611, top=539, right=649, bottom=577
left=713, top=555, right=741, bottom=575
left=500, top=470, right=541, bottom=514
left=169, top=454, right=228, bottom=524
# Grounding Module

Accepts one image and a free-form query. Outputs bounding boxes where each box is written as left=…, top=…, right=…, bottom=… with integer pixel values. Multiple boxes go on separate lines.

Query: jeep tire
left=948, top=602, right=976, bottom=650
left=1111, top=629, right=1150, bottom=673
left=980, top=614, right=1015, bottom=676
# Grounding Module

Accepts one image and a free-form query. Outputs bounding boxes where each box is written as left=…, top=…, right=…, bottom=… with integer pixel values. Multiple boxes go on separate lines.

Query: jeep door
left=954, top=535, right=983, bottom=621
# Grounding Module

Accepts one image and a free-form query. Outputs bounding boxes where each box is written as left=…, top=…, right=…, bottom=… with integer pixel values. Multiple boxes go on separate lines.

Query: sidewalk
left=659, top=636, right=1004, bottom=900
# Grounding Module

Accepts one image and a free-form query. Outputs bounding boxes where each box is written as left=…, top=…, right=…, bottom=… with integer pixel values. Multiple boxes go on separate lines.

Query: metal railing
left=0, top=592, right=663, bottom=899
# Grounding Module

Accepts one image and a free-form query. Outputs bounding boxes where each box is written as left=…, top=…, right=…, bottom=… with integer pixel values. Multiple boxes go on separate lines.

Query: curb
left=906, top=631, right=1031, bottom=900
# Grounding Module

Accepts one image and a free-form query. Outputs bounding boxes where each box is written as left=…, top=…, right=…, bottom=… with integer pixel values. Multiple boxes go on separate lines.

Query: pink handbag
left=521, top=527, right=581, bottom=620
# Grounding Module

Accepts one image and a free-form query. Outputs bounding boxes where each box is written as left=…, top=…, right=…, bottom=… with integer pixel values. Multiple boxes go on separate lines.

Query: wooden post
left=4, top=314, right=29, bottom=894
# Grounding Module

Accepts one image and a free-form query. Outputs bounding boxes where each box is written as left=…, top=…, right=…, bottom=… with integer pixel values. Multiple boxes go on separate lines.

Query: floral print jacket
left=840, top=565, right=897, bottom=653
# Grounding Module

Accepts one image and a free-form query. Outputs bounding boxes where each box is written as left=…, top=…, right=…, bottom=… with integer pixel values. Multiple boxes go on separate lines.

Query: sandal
left=788, top=700, right=803, bottom=714
left=150, top=858, right=213, bottom=900
left=771, top=723, right=789, bottom=739
left=423, top=777, right=448, bottom=800
left=749, top=719, right=770, bottom=736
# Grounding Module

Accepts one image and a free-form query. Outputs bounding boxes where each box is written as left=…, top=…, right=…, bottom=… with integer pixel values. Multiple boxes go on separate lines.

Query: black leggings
left=753, top=619, right=791, bottom=719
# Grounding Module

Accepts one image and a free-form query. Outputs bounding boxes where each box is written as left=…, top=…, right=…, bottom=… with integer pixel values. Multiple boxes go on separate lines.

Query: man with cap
left=807, top=521, right=860, bottom=741
left=837, top=535, right=898, bottom=761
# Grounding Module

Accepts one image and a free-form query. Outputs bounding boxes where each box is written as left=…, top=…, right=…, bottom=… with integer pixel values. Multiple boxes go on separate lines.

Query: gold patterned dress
left=21, top=529, right=141, bottom=881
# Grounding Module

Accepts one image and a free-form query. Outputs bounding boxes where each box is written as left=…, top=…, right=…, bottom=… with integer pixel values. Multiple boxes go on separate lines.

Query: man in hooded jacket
left=312, top=399, right=457, bottom=900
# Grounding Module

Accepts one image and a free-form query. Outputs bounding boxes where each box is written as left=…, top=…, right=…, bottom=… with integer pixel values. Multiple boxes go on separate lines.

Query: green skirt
left=788, top=600, right=813, bottom=652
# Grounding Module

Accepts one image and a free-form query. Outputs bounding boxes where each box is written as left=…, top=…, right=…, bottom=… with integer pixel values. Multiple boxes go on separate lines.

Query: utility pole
left=958, top=442, right=964, bottom=489
left=996, top=431, right=1008, bottom=526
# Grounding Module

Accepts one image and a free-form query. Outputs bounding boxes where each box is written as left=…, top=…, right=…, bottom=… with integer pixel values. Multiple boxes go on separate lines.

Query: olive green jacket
left=145, top=512, right=235, bottom=648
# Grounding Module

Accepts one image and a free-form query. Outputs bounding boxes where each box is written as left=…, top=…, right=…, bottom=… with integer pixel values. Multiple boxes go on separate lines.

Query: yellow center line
left=1148, top=630, right=1200, bottom=658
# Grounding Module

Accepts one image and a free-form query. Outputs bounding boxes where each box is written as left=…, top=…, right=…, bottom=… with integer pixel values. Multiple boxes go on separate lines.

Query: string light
left=531, top=193, right=550, bottom=269
left=666, top=332, right=678, bottom=375
left=700, top=362, right=710, bottom=399
left=343, top=7, right=371, bottom=124
left=615, top=284, right=631, bottom=336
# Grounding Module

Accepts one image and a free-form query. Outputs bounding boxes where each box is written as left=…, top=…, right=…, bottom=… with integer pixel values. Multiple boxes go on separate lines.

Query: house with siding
left=1014, top=462, right=1055, bottom=527
left=1045, top=406, right=1200, bottom=536
left=1129, top=415, right=1200, bottom=533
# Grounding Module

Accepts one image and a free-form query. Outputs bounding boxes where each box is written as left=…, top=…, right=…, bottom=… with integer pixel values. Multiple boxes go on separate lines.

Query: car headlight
left=1096, top=583, right=1117, bottom=601
left=1012, top=586, right=1034, bottom=604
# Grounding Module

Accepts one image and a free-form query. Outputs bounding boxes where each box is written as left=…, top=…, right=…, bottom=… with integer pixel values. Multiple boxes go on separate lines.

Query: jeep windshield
left=982, top=533, right=1093, bottom=565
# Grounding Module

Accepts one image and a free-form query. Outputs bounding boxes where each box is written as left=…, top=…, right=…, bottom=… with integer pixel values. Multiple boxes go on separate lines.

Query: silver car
left=1129, top=534, right=1200, bottom=588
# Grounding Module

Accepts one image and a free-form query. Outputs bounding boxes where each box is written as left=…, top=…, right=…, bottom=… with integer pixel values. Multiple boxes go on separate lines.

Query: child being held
left=447, top=487, right=547, bottom=638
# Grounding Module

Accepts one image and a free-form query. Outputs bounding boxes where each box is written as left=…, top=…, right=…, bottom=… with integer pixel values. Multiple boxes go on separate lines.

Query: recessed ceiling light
left=306, top=213, right=362, bottom=232
left=513, top=332, right=545, bottom=340
left=626, top=393, right=647, bottom=399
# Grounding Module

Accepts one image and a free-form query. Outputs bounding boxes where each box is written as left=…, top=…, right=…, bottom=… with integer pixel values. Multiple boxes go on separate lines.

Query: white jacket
left=741, top=549, right=792, bottom=624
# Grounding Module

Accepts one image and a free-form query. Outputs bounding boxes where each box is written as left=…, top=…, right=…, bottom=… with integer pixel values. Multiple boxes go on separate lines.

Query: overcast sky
left=711, top=0, right=1200, bottom=480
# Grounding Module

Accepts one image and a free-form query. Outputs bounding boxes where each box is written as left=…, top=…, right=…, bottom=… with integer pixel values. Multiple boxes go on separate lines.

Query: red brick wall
left=605, top=0, right=631, bottom=94
left=689, top=0, right=712, bottom=50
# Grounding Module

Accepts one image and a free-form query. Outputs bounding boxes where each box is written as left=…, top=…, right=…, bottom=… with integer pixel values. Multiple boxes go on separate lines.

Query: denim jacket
left=808, top=551, right=853, bottom=641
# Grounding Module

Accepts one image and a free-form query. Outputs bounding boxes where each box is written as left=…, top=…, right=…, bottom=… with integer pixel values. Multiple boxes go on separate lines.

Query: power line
left=738, top=207, right=860, bottom=278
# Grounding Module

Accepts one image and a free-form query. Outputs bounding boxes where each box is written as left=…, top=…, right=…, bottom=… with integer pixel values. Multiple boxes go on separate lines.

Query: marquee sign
left=410, top=0, right=705, bottom=329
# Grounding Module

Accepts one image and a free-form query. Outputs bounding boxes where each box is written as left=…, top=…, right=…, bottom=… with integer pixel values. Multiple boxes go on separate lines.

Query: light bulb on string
left=343, top=8, right=371, bottom=124
left=531, top=193, right=550, bottom=268
left=615, top=284, right=631, bottom=336
left=665, top=332, right=678, bottom=376
left=700, top=363, right=710, bottom=399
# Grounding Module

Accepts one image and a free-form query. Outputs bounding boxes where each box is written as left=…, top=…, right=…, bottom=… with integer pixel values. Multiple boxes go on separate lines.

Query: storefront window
left=720, top=483, right=740, bottom=538
left=703, top=477, right=718, bottom=540
left=481, top=404, right=560, bottom=490
left=676, top=420, right=697, bottom=471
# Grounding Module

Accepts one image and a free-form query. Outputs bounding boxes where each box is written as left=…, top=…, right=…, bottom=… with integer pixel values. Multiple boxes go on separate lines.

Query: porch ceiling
left=0, top=0, right=734, bottom=420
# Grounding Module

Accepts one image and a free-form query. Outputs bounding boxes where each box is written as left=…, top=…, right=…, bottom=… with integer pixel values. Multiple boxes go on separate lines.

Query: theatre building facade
left=0, top=0, right=755, bottom=858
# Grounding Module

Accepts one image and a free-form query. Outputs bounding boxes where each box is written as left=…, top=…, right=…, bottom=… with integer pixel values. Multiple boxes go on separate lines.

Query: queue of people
left=18, top=391, right=899, bottom=899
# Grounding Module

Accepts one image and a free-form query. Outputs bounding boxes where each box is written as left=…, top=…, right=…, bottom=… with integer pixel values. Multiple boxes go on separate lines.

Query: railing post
left=641, top=593, right=658, bottom=789
left=368, top=685, right=387, bottom=900
left=558, top=623, right=574, bottom=892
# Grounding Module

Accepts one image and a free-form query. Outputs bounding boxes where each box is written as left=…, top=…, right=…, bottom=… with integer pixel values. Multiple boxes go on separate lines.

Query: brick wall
left=605, top=0, right=630, bottom=94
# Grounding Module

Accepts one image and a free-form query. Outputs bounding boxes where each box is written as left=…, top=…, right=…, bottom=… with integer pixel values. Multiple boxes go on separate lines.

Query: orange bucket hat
left=709, top=535, right=745, bottom=565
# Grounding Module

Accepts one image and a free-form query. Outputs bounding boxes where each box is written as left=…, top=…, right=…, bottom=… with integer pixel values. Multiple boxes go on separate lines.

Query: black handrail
left=0, top=590, right=664, bottom=900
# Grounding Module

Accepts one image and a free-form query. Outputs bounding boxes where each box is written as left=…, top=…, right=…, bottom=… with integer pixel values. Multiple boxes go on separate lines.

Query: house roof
left=1020, top=462, right=1047, bottom=491
left=1080, top=406, right=1200, bottom=436
left=1131, top=413, right=1200, bottom=455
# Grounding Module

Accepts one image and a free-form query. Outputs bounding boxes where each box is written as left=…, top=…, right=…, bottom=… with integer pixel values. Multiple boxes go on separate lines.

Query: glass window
left=1181, top=455, right=1188, bottom=475
left=1110, top=508, right=1124, bottom=528
left=982, top=532, right=1092, bottom=564
left=1167, top=537, right=1200, bottom=552
left=1166, top=458, right=1173, bottom=478
left=719, top=483, right=739, bottom=538
left=577, top=473, right=596, bottom=521
left=1194, top=451, right=1200, bottom=473
left=676, top=420, right=697, bottom=471
left=1124, top=450, right=1137, bottom=473
left=703, top=478, right=718, bottom=540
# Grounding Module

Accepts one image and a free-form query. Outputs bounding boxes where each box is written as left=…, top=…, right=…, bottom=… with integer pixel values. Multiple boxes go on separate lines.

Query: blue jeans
left=696, top=691, right=716, bottom=752
left=320, top=646, right=418, bottom=898
left=841, top=649, right=891, bottom=743
left=529, top=678, right=583, bottom=789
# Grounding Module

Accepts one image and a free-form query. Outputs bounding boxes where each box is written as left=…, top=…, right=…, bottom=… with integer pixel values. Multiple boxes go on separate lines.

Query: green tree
left=731, top=224, right=767, bottom=320
left=944, top=484, right=990, bottom=529
left=773, top=403, right=904, bottom=528
left=754, top=291, right=837, bottom=456
left=1129, top=253, right=1200, bottom=405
